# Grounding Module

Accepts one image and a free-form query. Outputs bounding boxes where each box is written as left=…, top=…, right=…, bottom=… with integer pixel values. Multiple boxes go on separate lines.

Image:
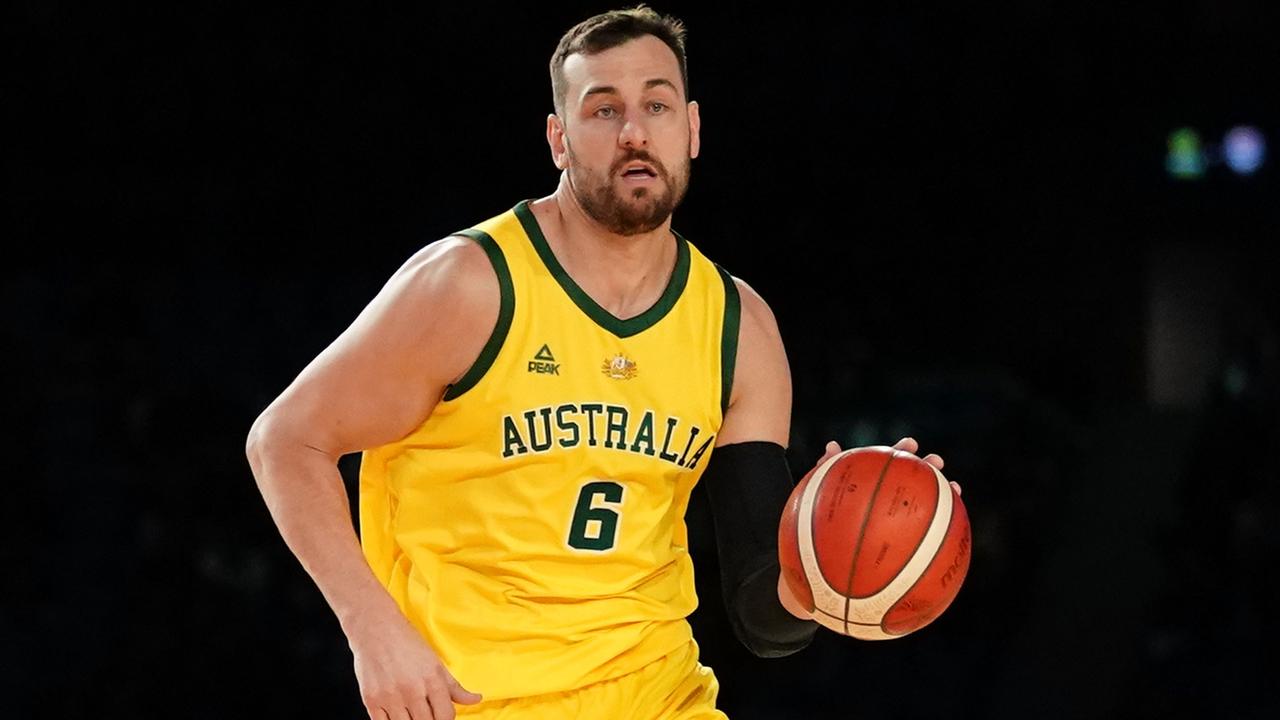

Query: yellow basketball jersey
left=359, top=199, right=740, bottom=701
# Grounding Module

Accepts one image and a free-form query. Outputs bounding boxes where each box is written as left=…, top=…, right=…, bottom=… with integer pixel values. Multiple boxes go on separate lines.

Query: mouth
left=618, top=162, right=658, bottom=180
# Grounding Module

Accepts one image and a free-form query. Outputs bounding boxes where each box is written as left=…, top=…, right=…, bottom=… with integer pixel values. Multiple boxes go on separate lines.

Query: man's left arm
left=702, top=275, right=819, bottom=657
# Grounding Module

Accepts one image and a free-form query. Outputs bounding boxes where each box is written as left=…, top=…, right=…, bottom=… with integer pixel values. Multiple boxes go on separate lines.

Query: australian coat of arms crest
left=601, top=353, right=639, bottom=380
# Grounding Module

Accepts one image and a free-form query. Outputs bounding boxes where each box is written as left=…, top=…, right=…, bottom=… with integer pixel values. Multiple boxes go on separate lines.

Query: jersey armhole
left=441, top=229, right=515, bottom=401
left=715, top=264, right=741, bottom=416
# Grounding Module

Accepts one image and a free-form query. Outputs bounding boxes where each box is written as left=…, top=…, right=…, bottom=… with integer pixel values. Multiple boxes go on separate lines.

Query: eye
left=648, top=102, right=669, bottom=113
left=594, top=106, right=618, bottom=119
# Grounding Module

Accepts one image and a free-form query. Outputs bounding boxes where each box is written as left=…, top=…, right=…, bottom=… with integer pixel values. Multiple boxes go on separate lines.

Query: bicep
left=258, top=237, right=499, bottom=457
left=716, top=277, right=791, bottom=447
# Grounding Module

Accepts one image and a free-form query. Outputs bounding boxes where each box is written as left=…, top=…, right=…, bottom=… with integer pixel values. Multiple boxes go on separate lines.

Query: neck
left=530, top=174, right=678, bottom=321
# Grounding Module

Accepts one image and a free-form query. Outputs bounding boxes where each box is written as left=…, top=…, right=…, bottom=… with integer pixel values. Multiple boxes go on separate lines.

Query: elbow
left=245, top=409, right=279, bottom=476
left=246, top=407, right=336, bottom=479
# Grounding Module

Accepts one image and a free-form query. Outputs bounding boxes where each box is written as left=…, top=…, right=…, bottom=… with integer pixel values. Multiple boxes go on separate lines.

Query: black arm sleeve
left=700, top=440, right=818, bottom=658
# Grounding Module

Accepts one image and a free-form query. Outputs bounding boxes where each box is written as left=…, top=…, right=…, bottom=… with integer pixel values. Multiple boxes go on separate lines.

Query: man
left=247, top=7, right=949, bottom=720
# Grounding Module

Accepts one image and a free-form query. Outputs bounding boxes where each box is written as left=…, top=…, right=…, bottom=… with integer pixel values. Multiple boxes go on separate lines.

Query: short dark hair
left=549, top=5, right=689, bottom=115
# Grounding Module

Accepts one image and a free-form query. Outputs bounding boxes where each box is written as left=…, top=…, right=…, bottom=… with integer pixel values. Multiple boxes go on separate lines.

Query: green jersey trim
left=716, top=265, right=741, bottom=415
left=443, top=228, right=515, bottom=400
left=513, top=199, right=690, bottom=339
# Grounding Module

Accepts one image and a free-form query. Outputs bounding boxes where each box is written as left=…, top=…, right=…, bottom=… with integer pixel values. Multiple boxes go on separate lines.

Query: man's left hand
left=811, top=437, right=961, bottom=496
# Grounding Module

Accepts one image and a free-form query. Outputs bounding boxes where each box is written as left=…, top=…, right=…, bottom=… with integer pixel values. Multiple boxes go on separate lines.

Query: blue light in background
left=1223, top=125, right=1266, bottom=175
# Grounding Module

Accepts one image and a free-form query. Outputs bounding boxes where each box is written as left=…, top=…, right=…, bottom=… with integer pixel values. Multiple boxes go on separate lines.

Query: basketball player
left=247, top=7, right=952, bottom=720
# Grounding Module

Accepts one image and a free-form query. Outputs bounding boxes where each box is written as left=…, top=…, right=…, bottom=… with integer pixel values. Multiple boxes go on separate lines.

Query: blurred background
left=6, top=2, right=1279, bottom=717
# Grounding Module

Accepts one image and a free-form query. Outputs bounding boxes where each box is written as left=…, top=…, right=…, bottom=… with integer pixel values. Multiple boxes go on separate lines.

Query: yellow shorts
left=457, top=641, right=727, bottom=720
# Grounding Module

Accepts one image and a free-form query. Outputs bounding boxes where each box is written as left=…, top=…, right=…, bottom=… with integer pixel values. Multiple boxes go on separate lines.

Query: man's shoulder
left=387, top=234, right=501, bottom=318
left=402, top=233, right=493, bottom=277
left=719, top=272, right=775, bottom=329
left=678, top=238, right=779, bottom=344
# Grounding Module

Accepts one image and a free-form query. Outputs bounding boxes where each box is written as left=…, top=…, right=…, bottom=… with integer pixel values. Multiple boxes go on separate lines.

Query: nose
left=618, top=110, right=650, bottom=149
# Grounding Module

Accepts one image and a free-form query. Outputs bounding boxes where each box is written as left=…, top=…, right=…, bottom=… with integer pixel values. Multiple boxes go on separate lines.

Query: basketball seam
left=853, top=457, right=939, bottom=600
left=813, top=606, right=882, bottom=627
left=880, top=484, right=952, bottom=630
left=845, top=465, right=954, bottom=626
left=803, top=448, right=844, bottom=604
left=840, top=450, right=898, bottom=636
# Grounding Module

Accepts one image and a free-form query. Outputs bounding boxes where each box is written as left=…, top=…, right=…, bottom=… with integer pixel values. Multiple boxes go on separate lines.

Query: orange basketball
left=778, top=446, right=971, bottom=639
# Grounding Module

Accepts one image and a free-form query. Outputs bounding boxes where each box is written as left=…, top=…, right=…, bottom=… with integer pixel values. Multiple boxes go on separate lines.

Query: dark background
left=6, top=2, right=1279, bottom=718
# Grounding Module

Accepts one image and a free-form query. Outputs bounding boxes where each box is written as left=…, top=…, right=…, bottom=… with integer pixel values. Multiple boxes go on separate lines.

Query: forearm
left=247, top=425, right=400, bottom=634
left=702, top=441, right=817, bottom=657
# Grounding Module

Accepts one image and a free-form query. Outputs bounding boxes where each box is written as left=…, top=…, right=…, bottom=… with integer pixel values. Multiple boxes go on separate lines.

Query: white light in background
left=1223, top=125, right=1266, bottom=175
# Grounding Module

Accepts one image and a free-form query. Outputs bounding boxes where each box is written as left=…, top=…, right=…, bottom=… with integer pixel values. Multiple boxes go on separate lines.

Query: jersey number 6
left=567, top=481, right=624, bottom=551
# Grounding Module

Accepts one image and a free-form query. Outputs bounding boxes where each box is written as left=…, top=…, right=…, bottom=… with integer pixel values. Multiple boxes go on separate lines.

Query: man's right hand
left=347, top=607, right=483, bottom=720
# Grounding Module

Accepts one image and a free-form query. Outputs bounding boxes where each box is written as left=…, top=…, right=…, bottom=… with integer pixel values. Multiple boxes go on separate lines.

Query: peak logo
left=528, top=344, right=560, bottom=375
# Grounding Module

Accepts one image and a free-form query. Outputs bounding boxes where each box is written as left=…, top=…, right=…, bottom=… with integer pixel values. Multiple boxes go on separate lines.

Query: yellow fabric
left=359, top=200, right=732, bottom=702
left=458, top=640, right=726, bottom=720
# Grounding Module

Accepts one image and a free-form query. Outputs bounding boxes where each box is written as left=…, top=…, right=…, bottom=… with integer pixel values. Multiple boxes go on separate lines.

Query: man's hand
left=346, top=606, right=482, bottom=720
left=813, top=437, right=961, bottom=496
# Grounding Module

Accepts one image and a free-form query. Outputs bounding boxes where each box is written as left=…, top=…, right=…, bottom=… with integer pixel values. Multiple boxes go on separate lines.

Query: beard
left=566, top=144, right=690, bottom=236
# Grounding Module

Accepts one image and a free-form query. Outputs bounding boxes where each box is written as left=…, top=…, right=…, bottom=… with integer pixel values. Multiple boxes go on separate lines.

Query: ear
left=687, top=101, right=701, bottom=160
left=547, top=114, right=570, bottom=170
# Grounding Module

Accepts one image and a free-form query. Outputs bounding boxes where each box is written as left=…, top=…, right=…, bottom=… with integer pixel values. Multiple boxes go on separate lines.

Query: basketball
left=778, top=446, right=971, bottom=640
